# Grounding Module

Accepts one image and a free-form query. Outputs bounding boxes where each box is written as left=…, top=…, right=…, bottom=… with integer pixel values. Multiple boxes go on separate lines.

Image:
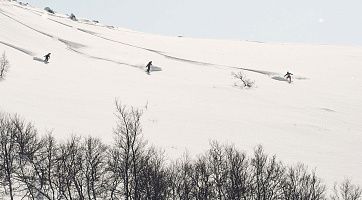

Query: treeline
left=0, top=102, right=361, bottom=200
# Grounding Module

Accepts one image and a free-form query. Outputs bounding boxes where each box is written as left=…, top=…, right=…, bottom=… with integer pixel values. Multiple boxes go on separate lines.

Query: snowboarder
left=44, top=53, right=51, bottom=63
left=146, top=61, right=152, bottom=74
left=284, top=71, right=293, bottom=83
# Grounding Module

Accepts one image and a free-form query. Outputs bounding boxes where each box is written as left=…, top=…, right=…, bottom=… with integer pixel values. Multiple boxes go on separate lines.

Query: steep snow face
left=1, top=1, right=362, bottom=186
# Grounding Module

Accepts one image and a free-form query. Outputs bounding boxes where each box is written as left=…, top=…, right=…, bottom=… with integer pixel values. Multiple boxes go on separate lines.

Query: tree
left=166, top=161, right=179, bottom=199
left=173, top=153, right=194, bottom=200
left=108, top=101, right=146, bottom=200
left=223, top=145, right=250, bottom=200
left=12, top=115, right=43, bottom=200
left=83, top=136, right=109, bottom=200
left=0, top=113, right=17, bottom=200
left=207, top=141, right=227, bottom=199
left=137, top=147, right=168, bottom=199
left=0, top=52, right=10, bottom=79
left=232, top=71, right=254, bottom=88
left=64, top=136, right=85, bottom=200
left=282, top=164, right=326, bottom=200
left=249, top=145, right=285, bottom=200
left=191, top=155, right=212, bottom=200
left=35, top=133, right=61, bottom=200
left=331, top=179, right=362, bottom=200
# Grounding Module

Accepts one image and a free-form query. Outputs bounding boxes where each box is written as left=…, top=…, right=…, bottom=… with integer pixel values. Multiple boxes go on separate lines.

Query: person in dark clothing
left=44, top=53, right=51, bottom=62
left=146, top=61, right=152, bottom=73
left=284, top=71, right=293, bottom=83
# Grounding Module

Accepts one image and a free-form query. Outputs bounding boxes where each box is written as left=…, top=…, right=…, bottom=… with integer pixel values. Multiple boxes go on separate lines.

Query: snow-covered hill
left=1, top=0, right=362, bottom=186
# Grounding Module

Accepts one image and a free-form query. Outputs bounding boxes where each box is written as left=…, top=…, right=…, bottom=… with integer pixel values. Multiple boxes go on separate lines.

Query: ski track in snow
left=271, top=76, right=290, bottom=82
left=12, top=4, right=43, bottom=15
left=68, top=48, right=144, bottom=70
left=48, top=18, right=73, bottom=28
left=0, top=40, right=35, bottom=56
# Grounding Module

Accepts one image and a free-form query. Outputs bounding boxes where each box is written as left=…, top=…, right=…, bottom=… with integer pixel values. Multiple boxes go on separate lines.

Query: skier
left=44, top=53, right=51, bottom=63
left=146, top=61, right=152, bottom=74
left=284, top=71, right=293, bottom=83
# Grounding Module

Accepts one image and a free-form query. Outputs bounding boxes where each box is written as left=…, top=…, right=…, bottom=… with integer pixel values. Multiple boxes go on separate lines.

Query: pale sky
left=24, top=0, right=362, bottom=45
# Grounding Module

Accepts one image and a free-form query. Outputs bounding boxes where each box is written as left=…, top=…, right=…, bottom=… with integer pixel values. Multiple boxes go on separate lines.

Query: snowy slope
left=1, top=0, right=362, bottom=186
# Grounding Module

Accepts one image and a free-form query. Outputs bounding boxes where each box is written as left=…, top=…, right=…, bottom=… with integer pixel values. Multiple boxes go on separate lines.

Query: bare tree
left=0, top=52, right=10, bottom=79
left=250, top=145, right=285, bottom=200
left=107, top=147, right=123, bottom=200
left=137, top=147, right=168, bottom=200
left=0, top=113, right=17, bottom=200
left=191, top=155, right=212, bottom=200
left=37, top=133, right=61, bottom=200
left=232, top=71, right=254, bottom=88
left=282, top=164, right=326, bottom=200
left=173, top=153, right=194, bottom=200
left=12, top=115, right=43, bottom=200
left=50, top=136, right=84, bottom=200
left=66, top=136, right=85, bottom=200
left=166, top=161, right=179, bottom=199
left=223, top=145, right=250, bottom=200
left=109, top=101, right=146, bottom=200
left=53, top=142, right=71, bottom=200
left=207, top=141, right=227, bottom=199
left=83, top=136, right=108, bottom=200
left=331, top=179, right=362, bottom=200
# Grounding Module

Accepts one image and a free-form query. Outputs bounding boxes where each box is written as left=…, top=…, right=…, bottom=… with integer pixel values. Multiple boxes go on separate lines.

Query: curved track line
left=68, top=48, right=144, bottom=70
left=0, top=41, right=35, bottom=56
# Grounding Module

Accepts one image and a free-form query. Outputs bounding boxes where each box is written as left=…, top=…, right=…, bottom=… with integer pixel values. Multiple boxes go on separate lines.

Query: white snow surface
left=1, top=1, right=362, bottom=186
